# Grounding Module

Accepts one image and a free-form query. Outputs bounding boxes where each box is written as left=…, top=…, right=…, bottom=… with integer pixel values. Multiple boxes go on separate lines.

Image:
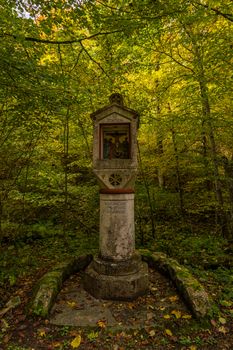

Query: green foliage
left=6, top=346, right=30, bottom=350
left=59, top=325, right=71, bottom=337
left=179, top=336, right=192, bottom=346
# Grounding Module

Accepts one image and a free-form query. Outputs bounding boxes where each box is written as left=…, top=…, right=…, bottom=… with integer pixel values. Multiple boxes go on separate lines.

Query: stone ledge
left=28, top=254, right=93, bottom=317
left=141, top=250, right=213, bottom=319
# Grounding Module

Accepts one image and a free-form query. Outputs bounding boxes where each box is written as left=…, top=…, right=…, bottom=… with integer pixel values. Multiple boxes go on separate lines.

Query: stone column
left=99, top=193, right=135, bottom=261
left=84, top=191, right=148, bottom=300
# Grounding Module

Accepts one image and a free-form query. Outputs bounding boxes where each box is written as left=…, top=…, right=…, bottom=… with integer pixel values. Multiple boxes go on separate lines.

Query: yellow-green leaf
left=163, top=314, right=171, bottom=319
left=71, top=335, right=81, bottom=348
left=182, top=314, right=192, bottom=319
left=165, top=329, right=173, bottom=337
left=38, top=329, right=46, bottom=337
left=218, top=326, right=228, bottom=334
left=219, top=317, right=226, bottom=324
left=189, top=345, right=197, bottom=350
left=67, top=301, right=77, bottom=308
left=169, top=295, right=179, bottom=302
left=171, top=310, right=181, bottom=319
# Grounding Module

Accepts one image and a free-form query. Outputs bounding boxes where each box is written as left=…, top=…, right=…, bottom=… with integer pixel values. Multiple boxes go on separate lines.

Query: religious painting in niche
left=101, top=124, right=130, bottom=159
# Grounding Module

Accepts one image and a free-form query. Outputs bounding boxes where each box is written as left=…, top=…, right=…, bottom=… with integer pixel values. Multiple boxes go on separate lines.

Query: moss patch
left=141, top=250, right=213, bottom=318
left=28, top=254, right=92, bottom=317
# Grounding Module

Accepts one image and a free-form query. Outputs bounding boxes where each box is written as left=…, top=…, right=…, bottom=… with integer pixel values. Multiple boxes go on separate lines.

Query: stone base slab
left=84, top=260, right=149, bottom=300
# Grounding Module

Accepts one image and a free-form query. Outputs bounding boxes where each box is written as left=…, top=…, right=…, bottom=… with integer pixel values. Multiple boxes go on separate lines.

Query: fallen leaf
left=171, top=310, right=181, bottom=319
left=210, top=319, right=217, bottom=327
left=182, top=314, right=192, bottom=319
left=97, top=319, right=106, bottom=328
left=189, top=346, right=197, bottom=350
left=52, top=342, right=62, bottom=348
left=165, top=329, right=173, bottom=337
left=38, top=329, right=46, bottom=337
left=149, top=330, right=156, bottom=337
left=67, top=301, right=77, bottom=308
left=218, top=326, right=228, bottom=334
left=163, top=314, right=171, bottom=319
left=159, top=306, right=165, bottom=311
left=219, top=317, right=226, bottom=324
left=148, top=305, right=154, bottom=310
left=147, top=312, right=154, bottom=321
left=169, top=295, right=179, bottom=302
left=71, top=335, right=81, bottom=348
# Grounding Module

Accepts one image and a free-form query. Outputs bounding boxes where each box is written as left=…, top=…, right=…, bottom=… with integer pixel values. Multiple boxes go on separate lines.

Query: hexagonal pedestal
left=84, top=254, right=149, bottom=300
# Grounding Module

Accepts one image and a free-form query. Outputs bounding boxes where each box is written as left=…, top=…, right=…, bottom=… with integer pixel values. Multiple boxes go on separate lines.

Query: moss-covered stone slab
left=28, top=254, right=92, bottom=317
left=141, top=250, right=213, bottom=318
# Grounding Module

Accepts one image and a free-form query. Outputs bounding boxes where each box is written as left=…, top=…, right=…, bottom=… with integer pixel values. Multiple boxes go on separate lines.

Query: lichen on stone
left=28, top=254, right=92, bottom=317
left=141, top=250, right=213, bottom=318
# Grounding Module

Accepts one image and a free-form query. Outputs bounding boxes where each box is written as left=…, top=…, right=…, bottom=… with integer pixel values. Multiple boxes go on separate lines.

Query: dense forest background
left=0, top=0, right=232, bottom=311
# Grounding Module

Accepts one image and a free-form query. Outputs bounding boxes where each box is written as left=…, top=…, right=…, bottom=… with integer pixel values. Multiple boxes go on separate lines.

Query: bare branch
left=194, top=1, right=233, bottom=22
left=79, top=41, right=113, bottom=82
left=0, top=30, right=123, bottom=45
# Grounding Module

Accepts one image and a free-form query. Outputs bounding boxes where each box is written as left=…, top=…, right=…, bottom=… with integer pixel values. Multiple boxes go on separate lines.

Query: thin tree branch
left=79, top=41, right=113, bottom=81
left=0, top=30, right=123, bottom=45
left=194, top=1, right=233, bottom=22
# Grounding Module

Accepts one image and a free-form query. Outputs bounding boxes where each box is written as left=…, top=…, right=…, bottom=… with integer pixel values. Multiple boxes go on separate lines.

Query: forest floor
left=0, top=229, right=233, bottom=350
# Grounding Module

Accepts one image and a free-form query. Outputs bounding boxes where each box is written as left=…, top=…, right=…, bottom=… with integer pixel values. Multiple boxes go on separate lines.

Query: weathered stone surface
left=92, top=252, right=141, bottom=276
left=84, top=260, right=149, bottom=300
left=100, top=193, right=135, bottom=261
left=141, top=250, right=213, bottom=318
left=91, top=97, right=139, bottom=183
left=50, top=285, right=118, bottom=327
left=28, top=255, right=92, bottom=317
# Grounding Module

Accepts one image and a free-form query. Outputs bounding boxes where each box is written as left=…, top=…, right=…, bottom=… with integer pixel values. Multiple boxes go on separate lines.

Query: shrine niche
left=101, top=124, right=130, bottom=160
left=90, top=93, right=139, bottom=190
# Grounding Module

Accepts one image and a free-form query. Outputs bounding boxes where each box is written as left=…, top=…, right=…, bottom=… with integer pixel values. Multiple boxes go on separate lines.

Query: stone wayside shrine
left=27, top=94, right=211, bottom=317
left=84, top=93, right=149, bottom=300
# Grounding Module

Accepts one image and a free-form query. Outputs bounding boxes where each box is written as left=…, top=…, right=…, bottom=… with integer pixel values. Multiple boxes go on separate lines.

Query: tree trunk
left=223, top=156, right=233, bottom=236
left=156, top=106, right=165, bottom=189
left=192, top=39, right=229, bottom=236
left=137, top=142, right=156, bottom=239
left=63, top=108, right=70, bottom=236
left=170, top=126, right=185, bottom=217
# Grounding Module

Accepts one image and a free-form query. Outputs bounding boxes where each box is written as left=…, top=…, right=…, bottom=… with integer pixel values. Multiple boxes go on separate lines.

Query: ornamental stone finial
left=109, top=93, right=124, bottom=105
